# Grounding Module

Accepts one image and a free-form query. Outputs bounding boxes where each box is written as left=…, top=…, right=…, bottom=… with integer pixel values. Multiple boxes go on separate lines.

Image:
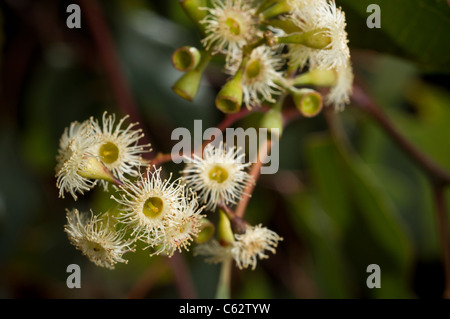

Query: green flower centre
left=143, top=197, right=164, bottom=218
left=225, top=17, right=241, bottom=36
left=245, top=60, right=261, bottom=79
left=208, top=166, right=229, bottom=183
left=99, top=142, right=119, bottom=164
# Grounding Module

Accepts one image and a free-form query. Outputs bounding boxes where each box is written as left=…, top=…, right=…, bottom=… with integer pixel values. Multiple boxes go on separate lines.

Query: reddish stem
left=166, top=254, right=197, bottom=299
left=235, top=137, right=273, bottom=218
left=352, top=85, right=450, bottom=185
left=352, top=85, right=450, bottom=298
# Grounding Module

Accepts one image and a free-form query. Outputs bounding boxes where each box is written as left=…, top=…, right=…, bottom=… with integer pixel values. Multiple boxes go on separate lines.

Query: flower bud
left=292, top=69, right=337, bottom=87
left=266, top=19, right=302, bottom=34
left=195, top=218, right=215, bottom=244
left=256, top=0, right=279, bottom=14
left=215, top=69, right=243, bottom=114
left=260, top=107, right=283, bottom=136
left=179, top=0, right=208, bottom=34
left=172, top=51, right=211, bottom=101
left=171, top=46, right=201, bottom=72
left=277, top=28, right=332, bottom=50
left=217, top=209, right=235, bottom=247
left=261, top=0, right=291, bottom=19
left=291, top=88, right=323, bottom=118
left=78, top=156, right=119, bottom=184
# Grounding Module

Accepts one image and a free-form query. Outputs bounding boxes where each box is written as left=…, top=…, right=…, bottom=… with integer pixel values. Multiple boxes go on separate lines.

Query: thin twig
left=233, top=107, right=301, bottom=218
left=235, top=137, right=273, bottom=218
left=166, top=254, right=197, bottom=299
left=217, top=108, right=254, bottom=131
left=218, top=202, right=237, bottom=219
left=149, top=152, right=176, bottom=168
left=352, top=85, right=450, bottom=298
left=352, top=85, right=450, bottom=185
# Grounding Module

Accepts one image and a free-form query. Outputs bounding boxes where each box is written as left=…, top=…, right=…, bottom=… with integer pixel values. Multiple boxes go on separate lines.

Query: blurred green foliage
left=1, top=0, right=450, bottom=299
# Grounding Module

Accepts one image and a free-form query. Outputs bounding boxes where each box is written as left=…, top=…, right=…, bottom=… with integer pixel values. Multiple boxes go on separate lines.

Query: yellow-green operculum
left=89, top=112, right=151, bottom=190
left=200, top=0, right=259, bottom=69
left=238, top=45, right=285, bottom=109
left=215, top=68, right=244, bottom=114
left=112, top=167, right=187, bottom=248
left=286, top=0, right=350, bottom=70
left=182, top=142, right=253, bottom=212
left=171, top=46, right=201, bottom=72
left=56, top=120, right=105, bottom=200
left=64, top=209, right=134, bottom=269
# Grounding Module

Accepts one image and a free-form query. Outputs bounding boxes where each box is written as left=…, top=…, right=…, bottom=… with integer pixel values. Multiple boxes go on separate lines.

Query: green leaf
left=304, top=133, right=352, bottom=233
left=339, top=0, right=450, bottom=72
left=235, top=268, right=274, bottom=299
left=286, top=190, right=354, bottom=298
left=356, top=106, right=440, bottom=260
left=332, top=131, right=414, bottom=297
left=394, top=82, right=450, bottom=172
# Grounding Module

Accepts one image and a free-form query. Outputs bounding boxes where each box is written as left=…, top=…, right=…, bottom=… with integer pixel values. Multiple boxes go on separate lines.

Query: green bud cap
left=260, top=107, right=283, bottom=136
left=179, top=0, right=208, bottom=34
left=217, top=209, right=235, bottom=246
left=78, top=156, right=118, bottom=183
left=266, top=19, right=302, bottom=34
left=261, top=0, right=291, bottom=19
left=291, top=88, right=323, bottom=118
left=172, top=46, right=201, bottom=72
left=302, top=28, right=332, bottom=49
left=195, top=218, right=215, bottom=244
left=172, top=70, right=202, bottom=101
left=215, top=70, right=243, bottom=114
left=256, top=0, right=279, bottom=14
left=277, top=28, right=332, bottom=50
left=172, top=51, right=211, bottom=101
left=292, top=69, right=337, bottom=87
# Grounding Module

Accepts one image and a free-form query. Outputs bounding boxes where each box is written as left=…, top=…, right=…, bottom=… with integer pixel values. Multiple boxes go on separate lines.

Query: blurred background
left=0, top=0, right=450, bottom=298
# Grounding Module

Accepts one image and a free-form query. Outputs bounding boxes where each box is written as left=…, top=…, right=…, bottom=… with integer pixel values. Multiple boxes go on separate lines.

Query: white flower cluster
left=112, top=167, right=205, bottom=257
left=57, top=114, right=281, bottom=270
left=64, top=209, right=134, bottom=270
left=286, top=0, right=353, bottom=110
left=178, top=0, right=353, bottom=111
left=56, top=111, right=150, bottom=200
